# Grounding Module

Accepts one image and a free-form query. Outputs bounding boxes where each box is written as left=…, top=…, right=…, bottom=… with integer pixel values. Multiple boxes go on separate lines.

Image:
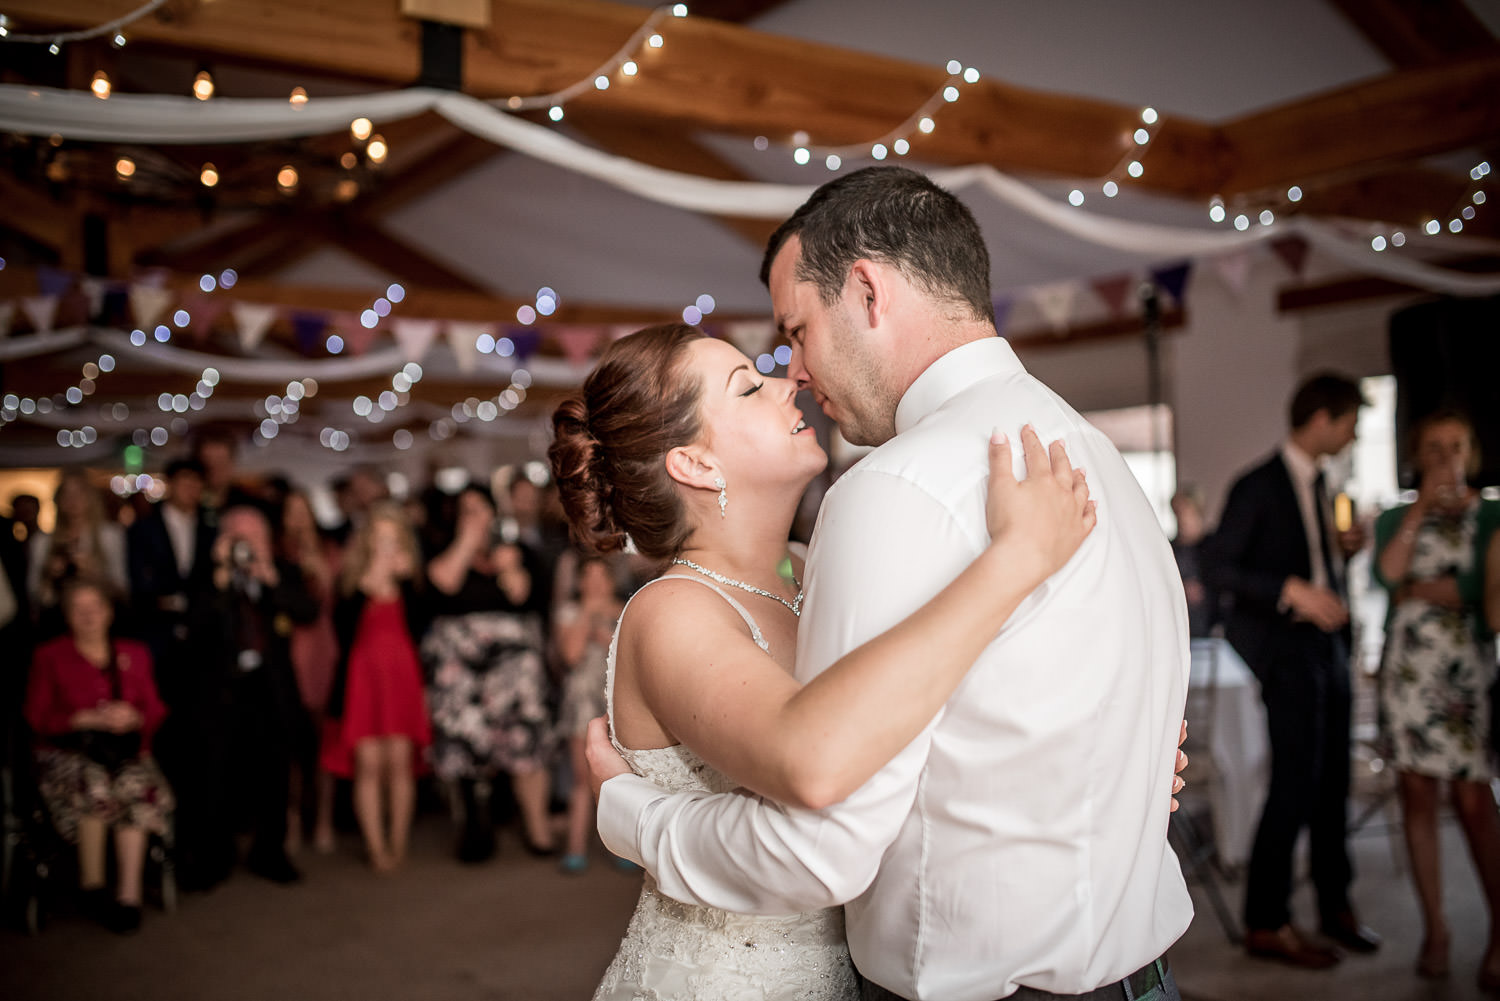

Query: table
left=1187, top=637, right=1269, bottom=868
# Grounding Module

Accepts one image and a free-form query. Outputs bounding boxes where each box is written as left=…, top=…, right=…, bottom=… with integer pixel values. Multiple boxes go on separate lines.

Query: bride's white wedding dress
left=592, top=575, right=859, bottom=1001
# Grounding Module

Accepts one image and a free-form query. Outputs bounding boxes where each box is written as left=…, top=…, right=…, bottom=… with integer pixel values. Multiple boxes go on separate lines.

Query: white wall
left=1015, top=258, right=1429, bottom=526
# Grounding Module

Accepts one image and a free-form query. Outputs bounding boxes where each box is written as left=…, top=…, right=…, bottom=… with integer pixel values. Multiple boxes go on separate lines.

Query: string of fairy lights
left=2, top=1, right=1485, bottom=253
left=0, top=4, right=1492, bottom=465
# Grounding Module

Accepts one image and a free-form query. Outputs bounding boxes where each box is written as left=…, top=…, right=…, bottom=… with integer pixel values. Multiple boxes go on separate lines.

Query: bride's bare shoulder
left=617, top=577, right=753, bottom=659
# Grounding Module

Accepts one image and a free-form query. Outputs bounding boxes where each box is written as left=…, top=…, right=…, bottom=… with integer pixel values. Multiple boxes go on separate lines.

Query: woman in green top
left=1373, top=410, right=1500, bottom=986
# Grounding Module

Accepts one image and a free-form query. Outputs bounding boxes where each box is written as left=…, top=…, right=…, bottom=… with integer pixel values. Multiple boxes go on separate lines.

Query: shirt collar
left=894, top=336, right=1022, bottom=435
left=1280, top=439, right=1321, bottom=485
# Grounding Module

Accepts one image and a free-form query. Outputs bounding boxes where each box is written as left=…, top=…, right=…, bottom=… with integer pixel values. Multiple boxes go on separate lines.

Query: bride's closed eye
left=740, top=383, right=764, bottom=398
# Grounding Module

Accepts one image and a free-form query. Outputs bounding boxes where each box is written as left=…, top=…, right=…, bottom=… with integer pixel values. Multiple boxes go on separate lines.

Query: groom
left=590, top=166, right=1193, bottom=1001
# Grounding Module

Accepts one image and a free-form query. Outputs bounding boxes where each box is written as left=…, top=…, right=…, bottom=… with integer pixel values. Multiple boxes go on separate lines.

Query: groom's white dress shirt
left=598, top=337, right=1194, bottom=1001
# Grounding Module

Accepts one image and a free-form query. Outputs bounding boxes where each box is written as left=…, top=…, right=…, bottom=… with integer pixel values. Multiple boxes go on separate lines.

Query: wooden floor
left=0, top=801, right=1494, bottom=1001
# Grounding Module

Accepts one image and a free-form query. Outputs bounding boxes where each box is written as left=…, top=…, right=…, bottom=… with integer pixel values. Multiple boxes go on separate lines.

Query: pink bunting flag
left=1089, top=274, right=1135, bottom=317
left=1212, top=251, right=1253, bottom=297
left=184, top=294, right=228, bottom=342
left=336, top=312, right=380, bottom=356
left=554, top=325, right=602, bottom=366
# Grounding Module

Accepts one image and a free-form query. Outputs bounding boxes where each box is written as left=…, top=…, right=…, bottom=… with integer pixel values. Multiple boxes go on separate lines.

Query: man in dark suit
left=175, top=505, right=318, bottom=888
left=127, top=459, right=215, bottom=702
left=1204, top=373, right=1379, bottom=967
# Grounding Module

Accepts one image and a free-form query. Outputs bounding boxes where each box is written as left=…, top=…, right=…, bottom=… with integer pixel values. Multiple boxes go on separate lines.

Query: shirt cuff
left=595, top=773, right=662, bottom=867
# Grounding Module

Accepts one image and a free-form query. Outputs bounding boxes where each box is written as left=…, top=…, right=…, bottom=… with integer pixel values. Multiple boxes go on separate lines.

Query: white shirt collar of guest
left=1280, top=438, right=1322, bottom=486
left=895, top=336, right=1021, bottom=435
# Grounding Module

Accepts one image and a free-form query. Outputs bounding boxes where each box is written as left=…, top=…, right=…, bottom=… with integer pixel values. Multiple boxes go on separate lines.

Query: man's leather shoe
left=1245, top=925, right=1341, bottom=969
left=1320, top=910, right=1381, bottom=953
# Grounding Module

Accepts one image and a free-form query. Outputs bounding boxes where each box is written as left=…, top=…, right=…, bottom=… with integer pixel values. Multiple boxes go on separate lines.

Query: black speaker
left=1388, top=296, right=1500, bottom=489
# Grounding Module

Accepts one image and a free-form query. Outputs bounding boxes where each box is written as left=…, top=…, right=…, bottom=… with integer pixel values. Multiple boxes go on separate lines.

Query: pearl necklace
left=671, top=558, right=803, bottom=617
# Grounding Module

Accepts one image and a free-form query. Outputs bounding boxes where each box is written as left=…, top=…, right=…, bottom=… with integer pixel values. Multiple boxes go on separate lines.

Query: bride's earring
left=714, top=476, right=727, bottom=519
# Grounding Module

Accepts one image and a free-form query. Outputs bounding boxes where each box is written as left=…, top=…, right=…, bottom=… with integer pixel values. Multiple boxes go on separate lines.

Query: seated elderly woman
left=23, top=577, right=174, bottom=934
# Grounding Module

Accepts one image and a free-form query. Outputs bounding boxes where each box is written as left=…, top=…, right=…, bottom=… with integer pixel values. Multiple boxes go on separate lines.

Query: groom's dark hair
left=760, top=166, right=995, bottom=326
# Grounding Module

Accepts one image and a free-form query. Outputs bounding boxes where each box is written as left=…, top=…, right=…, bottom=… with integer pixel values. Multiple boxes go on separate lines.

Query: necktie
left=1312, top=472, right=1341, bottom=595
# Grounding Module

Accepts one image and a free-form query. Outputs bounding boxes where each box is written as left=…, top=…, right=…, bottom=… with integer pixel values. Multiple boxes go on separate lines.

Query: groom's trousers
left=858, top=955, right=1180, bottom=1001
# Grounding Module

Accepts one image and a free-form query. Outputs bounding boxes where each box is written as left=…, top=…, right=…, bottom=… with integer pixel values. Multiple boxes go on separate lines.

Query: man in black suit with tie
left=1205, top=373, right=1380, bottom=968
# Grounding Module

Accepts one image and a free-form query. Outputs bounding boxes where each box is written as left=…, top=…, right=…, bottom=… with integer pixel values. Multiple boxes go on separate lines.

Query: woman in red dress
left=321, top=503, right=430, bottom=871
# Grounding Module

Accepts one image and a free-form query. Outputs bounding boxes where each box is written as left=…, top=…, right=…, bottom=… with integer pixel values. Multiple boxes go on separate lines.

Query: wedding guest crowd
left=5, top=393, right=1496, bottom=985
left=2, top=432, right=637, bottom=936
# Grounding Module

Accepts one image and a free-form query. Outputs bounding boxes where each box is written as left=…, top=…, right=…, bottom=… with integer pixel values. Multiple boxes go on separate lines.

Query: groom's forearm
left=596, top=732, right=926, bottom=915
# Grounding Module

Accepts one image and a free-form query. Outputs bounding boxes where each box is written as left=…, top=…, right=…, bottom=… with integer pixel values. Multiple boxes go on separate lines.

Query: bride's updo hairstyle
left=549, top=323, right=708, bottom=561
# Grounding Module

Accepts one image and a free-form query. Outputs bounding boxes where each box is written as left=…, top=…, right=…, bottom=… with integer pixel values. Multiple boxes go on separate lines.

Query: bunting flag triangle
left=0, top=302, right=13, bottom=339
left=1212, top=250, right=1253, bottom=297
left=1148, top=261, right=1193, bottom=305
left=1030, top=281, right=1077, bottom=334
left=509, top=328, right=542, bottom=362
left=445, top=321, right=489, bottom=373
left=724, top=320, right=776, bottom=358
left=36, top=266, right=73, bottom=299
left=391, top=317, right=441, bottom=363
left=21, top=296, right=59, bottom=333
left=291, top=311, right=328, bottom=355
left=992, top=295, right=1013, bottom=336
left=230, top=301, right=279, bottom=352
left=183, top=294, right=228, bottom=342
left=336, top=312, right=380, bottom=356
left=1270, top=236, right=1310, bottom=277
left=1089, top=274, right=1136, bottom=317
left=129, top=284, right=175, bottom=331
left=80, top=277, right=111, bottom=322
left=554, top=325, right=602, bottom=366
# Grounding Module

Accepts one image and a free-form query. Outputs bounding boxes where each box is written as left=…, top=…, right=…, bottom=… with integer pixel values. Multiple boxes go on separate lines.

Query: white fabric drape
left=1, top=83, right=1497, bottom=296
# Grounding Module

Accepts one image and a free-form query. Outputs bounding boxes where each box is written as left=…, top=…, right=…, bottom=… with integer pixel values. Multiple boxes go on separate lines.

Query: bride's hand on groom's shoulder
left=986, top=425, right=1096, bottom=581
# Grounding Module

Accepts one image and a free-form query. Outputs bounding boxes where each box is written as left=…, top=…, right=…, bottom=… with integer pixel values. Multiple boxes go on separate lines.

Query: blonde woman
left=321, top=504, right=431, bottom=871
left=30, top=469, right=127, bottom=636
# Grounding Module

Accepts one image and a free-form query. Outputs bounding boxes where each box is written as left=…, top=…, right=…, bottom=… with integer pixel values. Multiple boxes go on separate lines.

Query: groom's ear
left=664, top=446, right=720, bottom=491
left=848, top=259, right=888, bottom=330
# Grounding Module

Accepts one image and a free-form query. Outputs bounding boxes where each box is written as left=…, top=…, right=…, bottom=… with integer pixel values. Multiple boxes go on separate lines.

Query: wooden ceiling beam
left=0, top=173, right=77, bottom=251
left=1216, top=55, right=1500, bottom=195
left=1292, top=167, right=1498, bottom=239
left=10, top=1, right=1498, bottom=211
left=1325, top=0, right=1498, bottom=67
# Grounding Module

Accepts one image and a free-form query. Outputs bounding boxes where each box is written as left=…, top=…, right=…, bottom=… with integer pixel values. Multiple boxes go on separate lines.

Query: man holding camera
left=175, top=505, right=319, bottom=888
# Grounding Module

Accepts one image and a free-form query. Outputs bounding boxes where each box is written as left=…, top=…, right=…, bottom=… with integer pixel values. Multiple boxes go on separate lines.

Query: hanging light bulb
left=200, top=163, right=219, bottom=187
left=350, top=117, right=373, bottom=141
left=192, top=70, right=215, bottom=100
left=289, top=86, right=308, bottom=106
left=340, top=151, right=357, bottom=170
left=115, top=156, right=136, bottom=180
left=277, top=165, right=299, bottom=191
left=91, top=71, right=112, bottom=99
left=366, top=135, right=388, bottom=164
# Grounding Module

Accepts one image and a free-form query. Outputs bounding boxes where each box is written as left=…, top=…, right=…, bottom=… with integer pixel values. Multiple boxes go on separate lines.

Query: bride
left=550, top=323, right=1097, bottom=999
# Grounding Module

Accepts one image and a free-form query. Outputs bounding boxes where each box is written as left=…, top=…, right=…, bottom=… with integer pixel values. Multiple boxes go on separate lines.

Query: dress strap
left=604, top=574, right=770, bottom=750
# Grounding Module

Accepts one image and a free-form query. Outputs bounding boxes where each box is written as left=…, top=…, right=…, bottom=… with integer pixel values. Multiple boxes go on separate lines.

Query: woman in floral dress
left=1374, top=410, right=1500, bottom=987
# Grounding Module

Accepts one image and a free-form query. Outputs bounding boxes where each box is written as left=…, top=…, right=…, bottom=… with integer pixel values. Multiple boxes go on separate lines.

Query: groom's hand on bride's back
left=586, top=715, right=632, bottom=801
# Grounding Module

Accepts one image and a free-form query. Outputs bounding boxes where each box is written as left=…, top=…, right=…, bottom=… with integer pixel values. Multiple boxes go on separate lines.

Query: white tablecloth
left=1187, top=637, right=1270, bottom=867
